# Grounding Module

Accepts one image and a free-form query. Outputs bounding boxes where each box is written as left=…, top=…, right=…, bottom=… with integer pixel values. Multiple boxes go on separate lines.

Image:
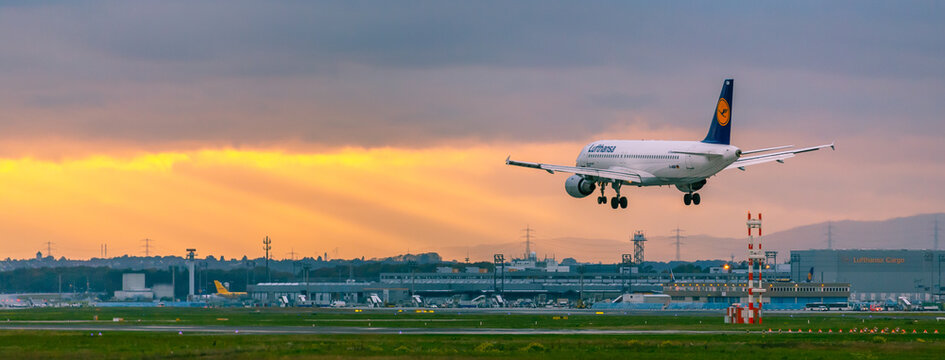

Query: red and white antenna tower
left=726, top=212, right=767, bottom=325
left=746, top=211, right=766, bottom=324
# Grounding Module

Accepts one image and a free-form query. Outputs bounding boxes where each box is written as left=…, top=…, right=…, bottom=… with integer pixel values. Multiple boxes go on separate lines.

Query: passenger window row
left=588, top=154, right=680, bottom=160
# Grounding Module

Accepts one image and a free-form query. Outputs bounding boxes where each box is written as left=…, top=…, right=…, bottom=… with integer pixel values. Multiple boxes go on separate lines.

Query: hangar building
left=790, top=249, right=945, bottom=302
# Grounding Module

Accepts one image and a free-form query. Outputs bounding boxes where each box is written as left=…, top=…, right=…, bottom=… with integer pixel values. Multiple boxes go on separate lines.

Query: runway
left=0, top=323, right=743, bottom=335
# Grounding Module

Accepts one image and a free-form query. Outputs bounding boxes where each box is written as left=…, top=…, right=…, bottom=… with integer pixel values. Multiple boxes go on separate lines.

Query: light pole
left=245, top=259, right=255, bottom=290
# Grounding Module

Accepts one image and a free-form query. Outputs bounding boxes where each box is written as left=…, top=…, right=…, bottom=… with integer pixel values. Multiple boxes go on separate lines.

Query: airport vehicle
left=805, top=302, right=848, bottom=311
left=506, top=79, right=834, bottom=208
left=213, top=280, right=248, bottom=298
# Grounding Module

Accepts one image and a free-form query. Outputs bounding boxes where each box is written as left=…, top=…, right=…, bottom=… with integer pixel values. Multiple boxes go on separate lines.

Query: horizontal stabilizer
left=731, top=153, right=795, bottom=170
left=726, top=142, right=834, bottom=171
left=741, top=145, right=794, bottom=155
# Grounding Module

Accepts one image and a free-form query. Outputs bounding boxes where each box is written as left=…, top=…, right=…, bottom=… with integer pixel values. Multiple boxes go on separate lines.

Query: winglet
left=505, top=155, right=510, bottom=164
left=830, top=141, right=836, bottom=151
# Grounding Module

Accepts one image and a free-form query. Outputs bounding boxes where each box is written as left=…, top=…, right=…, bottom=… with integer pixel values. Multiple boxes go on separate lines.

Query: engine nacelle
left=675, top=179, right=707, bottom=193
left=564, top=175, right=596, bottom=198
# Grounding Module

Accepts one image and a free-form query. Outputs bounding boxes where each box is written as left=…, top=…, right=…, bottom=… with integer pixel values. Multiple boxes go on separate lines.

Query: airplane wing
left=505, top=157, right=642, bottom=183
left=725, top=142, right=835, bottom=171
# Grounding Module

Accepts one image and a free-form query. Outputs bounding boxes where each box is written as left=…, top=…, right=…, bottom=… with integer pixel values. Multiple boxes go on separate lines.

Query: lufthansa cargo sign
left=842, top=256, right=906, bottom=264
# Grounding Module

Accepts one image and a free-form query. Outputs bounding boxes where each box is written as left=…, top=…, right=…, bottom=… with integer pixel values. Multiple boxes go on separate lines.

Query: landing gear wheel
left=619, top=196, right=628, bottom=209
left=610, top=197, right=619, bottom=209
left=683, top=193, right=692, bottom=206
left=692, top=193, right=701, bottom=205
left=597, top=182, right=608, bottom=204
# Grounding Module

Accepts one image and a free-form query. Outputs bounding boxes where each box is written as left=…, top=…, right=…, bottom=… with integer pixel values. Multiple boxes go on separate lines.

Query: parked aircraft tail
left=214, top=280, right=231, bottom=294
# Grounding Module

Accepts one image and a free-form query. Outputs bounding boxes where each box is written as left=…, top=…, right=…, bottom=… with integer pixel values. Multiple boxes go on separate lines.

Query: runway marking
left=308, top=319, right=478, bottom=322
left=2, top=320, right=179, bottom=324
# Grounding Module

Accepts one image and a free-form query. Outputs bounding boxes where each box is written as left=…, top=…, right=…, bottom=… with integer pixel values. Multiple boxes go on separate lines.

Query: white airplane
left=506, top=79, right=834, bottom=208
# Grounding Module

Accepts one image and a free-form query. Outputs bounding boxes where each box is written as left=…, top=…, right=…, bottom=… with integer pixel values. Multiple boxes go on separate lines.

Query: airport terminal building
left=247, top=250, right=945, bottom=308
left=790, top=249, right=945, bottom=302
left=249, top=266, right=848, bottom=309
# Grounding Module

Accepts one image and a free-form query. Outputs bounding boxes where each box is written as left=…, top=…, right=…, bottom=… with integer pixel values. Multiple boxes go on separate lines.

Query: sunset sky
left=0, top=1, right=942, bottom=261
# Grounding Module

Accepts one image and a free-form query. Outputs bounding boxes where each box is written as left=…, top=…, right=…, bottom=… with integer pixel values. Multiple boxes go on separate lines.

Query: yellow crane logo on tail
left=716, top=98, right=730, bottom=126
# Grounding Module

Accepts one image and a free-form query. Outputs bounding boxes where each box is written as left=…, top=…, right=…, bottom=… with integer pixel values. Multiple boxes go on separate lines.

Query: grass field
left=1, top=308, right=944, bottom=359
left=2, top=332, right=944, bottom=360
left=3, top=307, right=945, bottom=330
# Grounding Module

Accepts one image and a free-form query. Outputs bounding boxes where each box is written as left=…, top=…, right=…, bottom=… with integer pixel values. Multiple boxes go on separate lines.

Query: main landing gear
left=676, top=180, right=706, bottom=206
left=596, top=182, right=628, bottom=209
left=683, top=192, right=701, bottom=206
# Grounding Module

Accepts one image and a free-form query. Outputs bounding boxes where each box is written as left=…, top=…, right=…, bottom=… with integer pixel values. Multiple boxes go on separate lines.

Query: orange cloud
left=0, top=144, right=580, bottom=260
left=0, top=133, right=941, bottom=262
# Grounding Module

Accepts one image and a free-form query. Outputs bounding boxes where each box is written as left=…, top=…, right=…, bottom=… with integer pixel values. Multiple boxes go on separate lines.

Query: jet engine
left=564, top=175, right=596, bottom=198
left=675, top=179, right=707, bottom=193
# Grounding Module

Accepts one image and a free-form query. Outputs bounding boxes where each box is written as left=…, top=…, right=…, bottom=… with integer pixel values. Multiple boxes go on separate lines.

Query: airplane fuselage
left=576, top=140, right=740, bottom=187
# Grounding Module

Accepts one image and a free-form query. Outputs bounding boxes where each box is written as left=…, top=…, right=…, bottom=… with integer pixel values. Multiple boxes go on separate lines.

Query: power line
left=671, top=227, right=686, bottom=262
left=934, top=216, right=940, bottom=251
left=44, top=241, right=54, bottom=258
left=826, top=222, right=834, bottom=250
left=142, top=238, right=154, bottom=257
left=521, top=225, right=535, bottom=259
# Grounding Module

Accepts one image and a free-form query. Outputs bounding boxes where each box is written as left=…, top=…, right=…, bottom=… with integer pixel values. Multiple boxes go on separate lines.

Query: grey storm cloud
left=0, top=0, right=942, bottom=146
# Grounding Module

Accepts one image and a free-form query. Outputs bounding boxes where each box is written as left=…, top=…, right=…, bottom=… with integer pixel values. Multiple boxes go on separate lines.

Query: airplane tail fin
left=214, top=280, right=230, bottom=294
left=702, top=79, right=734, bottom=145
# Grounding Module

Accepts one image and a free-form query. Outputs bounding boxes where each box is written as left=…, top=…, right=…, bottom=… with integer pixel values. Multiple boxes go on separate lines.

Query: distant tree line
left=0, top=261, right=495, bottom=298
left=0, top=259, right=727, bottom=298
left=0, top=266, right=288, bottom=298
